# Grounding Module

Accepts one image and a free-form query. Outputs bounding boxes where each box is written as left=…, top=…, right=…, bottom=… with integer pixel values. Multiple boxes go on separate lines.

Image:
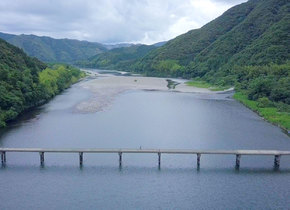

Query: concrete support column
left=1, top=152, right=6, bottom=164
left=119, top=152, right=122, bottom=166
left=274, top=155, right=281, bottom=168
left=79, top=152, right=83, bottom=166
left=197, top=153, right=201, bottom=168
left=39, top=152, right=44, bottom=165
left=158, top=152, right=161, bottom=168
left=236, top=154, right=241, bottom=168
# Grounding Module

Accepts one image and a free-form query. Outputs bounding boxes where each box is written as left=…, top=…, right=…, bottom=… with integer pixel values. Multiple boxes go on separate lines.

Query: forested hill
left=130, top=0, right=289, bottom=79
left=96, top=0, right=289, bottom=129
left=0, top=38, right=84, bottom=127
left=0, top=32, right=107, bottom=63
left=77, top=44, right=157, bottom=70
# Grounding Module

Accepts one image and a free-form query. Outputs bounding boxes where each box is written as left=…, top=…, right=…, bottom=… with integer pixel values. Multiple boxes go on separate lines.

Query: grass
left=186, top=80, right=229, bottom=91
left=233, top=92, right=290, bottom=131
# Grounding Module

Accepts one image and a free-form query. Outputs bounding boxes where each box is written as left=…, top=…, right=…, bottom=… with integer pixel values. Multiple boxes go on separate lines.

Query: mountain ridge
left=126, top=0, right=289, bottom=80
left=0, top=32, right=107, bottom=63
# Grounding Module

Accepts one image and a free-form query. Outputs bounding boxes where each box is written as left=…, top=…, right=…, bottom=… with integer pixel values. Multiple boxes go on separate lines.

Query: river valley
left=0, top=70, right=289, bottom=209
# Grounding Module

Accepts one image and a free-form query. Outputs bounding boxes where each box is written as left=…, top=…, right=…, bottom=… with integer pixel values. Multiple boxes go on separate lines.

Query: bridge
left=1, top=148, right=290, bottom=168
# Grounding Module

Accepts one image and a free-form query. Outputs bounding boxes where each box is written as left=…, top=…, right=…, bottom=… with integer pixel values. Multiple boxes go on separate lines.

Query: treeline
left=232, top=64, right=289, bottom=130
left=39, top=64, right=85, bottom=99
left=0, top=38, right=84, bottom=127
left=234, top=63, right=289, bottom=108
left=0, top=64, right=84, bottom=127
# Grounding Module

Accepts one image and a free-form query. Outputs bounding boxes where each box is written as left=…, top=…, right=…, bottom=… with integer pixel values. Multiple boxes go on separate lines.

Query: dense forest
left=0, top=32, right=107, bottom=63
left=129, top=0, right=289, bottom=78
left=0, top=38, right=84, bottom=127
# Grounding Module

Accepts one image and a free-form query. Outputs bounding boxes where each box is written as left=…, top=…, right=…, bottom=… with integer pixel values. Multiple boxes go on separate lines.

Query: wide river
left=0, top=70, right=289, bottom=209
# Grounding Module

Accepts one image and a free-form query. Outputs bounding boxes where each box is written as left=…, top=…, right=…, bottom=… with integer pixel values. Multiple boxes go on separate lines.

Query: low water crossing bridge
left=1, top=148, right=290, bottom=169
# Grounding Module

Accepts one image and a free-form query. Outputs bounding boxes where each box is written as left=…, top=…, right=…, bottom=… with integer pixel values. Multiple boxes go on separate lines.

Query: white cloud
left=0, top=0, right=247, bottom=44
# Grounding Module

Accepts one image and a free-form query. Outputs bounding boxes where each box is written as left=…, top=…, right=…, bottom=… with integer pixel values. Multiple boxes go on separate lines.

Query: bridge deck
left=1, top=148, right=290, bottom=155
left=1, top=148, right=289, bottom=168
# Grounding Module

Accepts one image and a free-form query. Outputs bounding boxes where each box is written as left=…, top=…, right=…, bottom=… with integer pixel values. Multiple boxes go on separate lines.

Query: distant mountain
left=0, top=32, right=107, bottom=63
left=103, top=41, right=167, bottom=50
left=77, top=44, right=157, bottom=70
left=129, top=0, right=289, bottom=79
left=152, top=41, right=167, bottom=47
left=103, top=43, right=135, bottom=50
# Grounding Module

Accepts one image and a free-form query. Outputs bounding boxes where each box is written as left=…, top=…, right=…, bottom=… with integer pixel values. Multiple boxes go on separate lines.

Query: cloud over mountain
left=0, top=0, right=246, bottom=44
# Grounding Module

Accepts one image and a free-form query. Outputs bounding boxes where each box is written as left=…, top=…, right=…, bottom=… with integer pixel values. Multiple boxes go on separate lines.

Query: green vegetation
left=234, top=63, right=289, bottom=105
left=128, top=0, right=289, bottom=80
left=38, top=64, right=85, bottom=99
left=0, top=38, right=84, bottom=127
left=77, top=44, right=157, bottom=70
left=166, top=79, right=179, bottom=89
left=232, top=63, right=290, bottom=130
left=0, top=32, right=107, bottom=63
left=186, top=80, right=229, bottom=91
left=234, top=92, right=290, bottom=130
left=186, top=63, right=290, bottom=130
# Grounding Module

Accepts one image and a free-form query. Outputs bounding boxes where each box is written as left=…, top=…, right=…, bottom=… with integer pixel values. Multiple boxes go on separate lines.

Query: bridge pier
left=119, top=152, right=122, bottom=166
left=79, top=152, right=83, bottom=166
left=158, top=152, right=161, bottom=168
left=39, top=152, right=44, bottom=165
left=197, top=153, right=201, bottom=168
left=274, top=155, right=281, bottom=168
left=1, top=151, right=6, bottom=164
left=236, top=154, right=241, bottom=168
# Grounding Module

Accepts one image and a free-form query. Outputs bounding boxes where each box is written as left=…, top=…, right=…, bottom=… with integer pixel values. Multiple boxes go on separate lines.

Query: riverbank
left=234, top=92, right=290, bottom=134
left=186, top=80, right=230, bottom=91
left=184, top=79, right=289, bottom=134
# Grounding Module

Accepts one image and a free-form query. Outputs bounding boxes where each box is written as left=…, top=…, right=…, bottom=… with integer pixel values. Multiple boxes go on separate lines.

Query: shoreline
left=234, top=92, right=289, bottom=136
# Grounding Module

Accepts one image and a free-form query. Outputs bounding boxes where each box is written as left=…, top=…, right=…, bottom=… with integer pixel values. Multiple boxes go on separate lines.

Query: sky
left=0, top=0, right=247, bottom=44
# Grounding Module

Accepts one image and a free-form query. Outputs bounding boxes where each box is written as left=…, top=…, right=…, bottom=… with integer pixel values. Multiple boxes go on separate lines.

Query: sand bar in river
left=76, top=74, right=233, bottom=113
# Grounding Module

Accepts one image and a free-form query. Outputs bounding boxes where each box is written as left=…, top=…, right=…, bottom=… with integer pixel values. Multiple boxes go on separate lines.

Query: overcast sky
left=0, top=0, right=247, bottom=44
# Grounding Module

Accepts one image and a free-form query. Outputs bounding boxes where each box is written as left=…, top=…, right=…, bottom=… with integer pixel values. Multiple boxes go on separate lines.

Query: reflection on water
left=0, top=78, right=289, bottom=209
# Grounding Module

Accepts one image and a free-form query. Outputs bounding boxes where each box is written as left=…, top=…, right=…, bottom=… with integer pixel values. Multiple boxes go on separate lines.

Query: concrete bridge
left=1, top=148, right=290, bottom=168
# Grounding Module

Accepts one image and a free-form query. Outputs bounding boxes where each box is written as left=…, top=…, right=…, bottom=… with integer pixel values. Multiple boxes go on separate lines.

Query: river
left=0, top=70, right=289, bottom=209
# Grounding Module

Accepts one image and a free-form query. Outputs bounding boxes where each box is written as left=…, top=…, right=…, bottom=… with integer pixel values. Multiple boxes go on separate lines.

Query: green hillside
left=0, top=32, right=107, bottom=63
left=130, top=0, right=289, bottom=79
left=0, top=38, right=84, bottom=127
left=77, top=44, right=157, bottom=70
left=92, top=0, right=289, bottom=129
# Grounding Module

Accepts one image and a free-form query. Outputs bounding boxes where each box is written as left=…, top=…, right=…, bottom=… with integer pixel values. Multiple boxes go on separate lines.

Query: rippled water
left=0, top=78, right=289, bottom=209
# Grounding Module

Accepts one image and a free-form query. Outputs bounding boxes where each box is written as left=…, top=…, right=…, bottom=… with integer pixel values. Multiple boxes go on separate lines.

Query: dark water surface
left=0, top=80, right=289, bottom=209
